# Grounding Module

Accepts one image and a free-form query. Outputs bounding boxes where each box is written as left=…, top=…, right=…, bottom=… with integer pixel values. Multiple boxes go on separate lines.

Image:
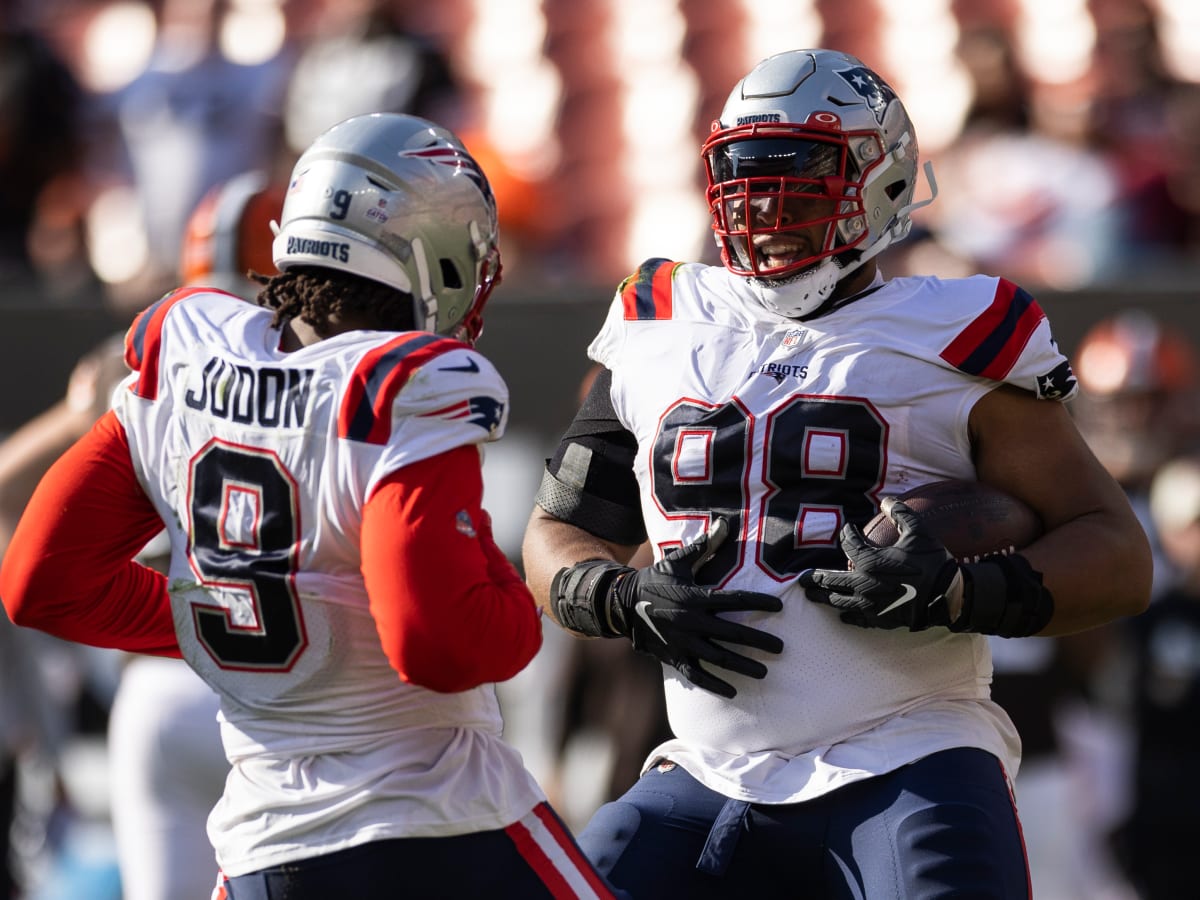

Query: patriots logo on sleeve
left=1036, top=360, right=1077, bottom=400
left=420, top=396, right=506, bottom=434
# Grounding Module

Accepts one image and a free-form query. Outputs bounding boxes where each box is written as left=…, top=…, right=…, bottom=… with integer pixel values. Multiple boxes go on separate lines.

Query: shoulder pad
left=619, top=257, right=679, bottom=321
left=123, top=287, right=210, bottom=400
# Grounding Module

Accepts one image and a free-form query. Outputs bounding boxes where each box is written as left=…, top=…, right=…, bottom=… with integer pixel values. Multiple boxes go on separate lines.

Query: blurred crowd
left=2, top=0, right=1200, bottom=898
left=1, top=0, right=1199, bottom=304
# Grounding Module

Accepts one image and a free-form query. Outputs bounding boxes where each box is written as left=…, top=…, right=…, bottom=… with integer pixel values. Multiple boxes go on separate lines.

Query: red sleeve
left=361, top=444, right=542, bottom=692
left=0, top=410, right=180, bottom=657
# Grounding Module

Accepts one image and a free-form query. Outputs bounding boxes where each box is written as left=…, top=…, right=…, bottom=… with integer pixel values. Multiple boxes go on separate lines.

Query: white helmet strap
left=410, top=236, right=439, bottom=331
left=897, top=160, right=938, bottom=221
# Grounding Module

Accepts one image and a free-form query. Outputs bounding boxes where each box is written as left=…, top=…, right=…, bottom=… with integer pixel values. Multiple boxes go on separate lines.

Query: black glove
left=551, top=518, right=784, bottom=698
left=798, top=499, right=964, bottom=631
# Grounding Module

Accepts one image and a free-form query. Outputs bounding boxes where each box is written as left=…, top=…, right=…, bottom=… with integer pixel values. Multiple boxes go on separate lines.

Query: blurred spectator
left=919, top=28, right=1126, bottom=289
left=281, top=0, right=463, bottom=156
left=0, top=611, right=66, bottom=899
left=0, top=17, right=85, bottom=295
left=103, top=0, right=292, bottom=306
left=4, top=0, right=1200, bottom=297
left=1004, top=308, right=1200, bottom=900
left=1085, top=0, right=1195, bottom=262
left=1110, top=455, right=1200, bottom=899
left=1072, top=309, right=1200, bottom=592
left=0, top=332, right=127, bottom=900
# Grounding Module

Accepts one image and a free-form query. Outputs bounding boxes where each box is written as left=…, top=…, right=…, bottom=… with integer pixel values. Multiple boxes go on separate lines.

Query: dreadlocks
left=252, top=267, right=417, bottom=336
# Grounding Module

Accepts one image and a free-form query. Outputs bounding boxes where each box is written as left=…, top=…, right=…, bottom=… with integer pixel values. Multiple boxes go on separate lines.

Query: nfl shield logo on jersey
left=782, top=328, right=806, bottom=349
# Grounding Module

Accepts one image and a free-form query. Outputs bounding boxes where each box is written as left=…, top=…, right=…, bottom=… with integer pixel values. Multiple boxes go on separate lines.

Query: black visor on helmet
left=711, top=138, right=842, bottom=185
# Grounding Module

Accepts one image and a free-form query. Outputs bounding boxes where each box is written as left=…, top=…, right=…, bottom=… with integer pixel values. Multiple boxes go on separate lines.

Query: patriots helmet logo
left=835, top=66, right=898, bottom=125
left=402, top=144, right=496, bottom=207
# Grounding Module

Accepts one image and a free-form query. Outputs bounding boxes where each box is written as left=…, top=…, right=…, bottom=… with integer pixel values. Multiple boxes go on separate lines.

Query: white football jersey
left=589, top=261, right=1079, bottom=804
left=113, top=288, right=544, bottom=876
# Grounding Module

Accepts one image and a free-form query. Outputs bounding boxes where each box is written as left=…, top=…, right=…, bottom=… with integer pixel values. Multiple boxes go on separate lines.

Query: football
left=861, top=480, right=1043, bottom=563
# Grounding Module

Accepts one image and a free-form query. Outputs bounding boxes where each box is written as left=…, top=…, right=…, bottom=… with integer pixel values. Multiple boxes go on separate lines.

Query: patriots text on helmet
left=185, top=357, right=315, bottom=428
left=286, top=236, right=351, bottom=263
left=735, top=113, right=783, bottom=126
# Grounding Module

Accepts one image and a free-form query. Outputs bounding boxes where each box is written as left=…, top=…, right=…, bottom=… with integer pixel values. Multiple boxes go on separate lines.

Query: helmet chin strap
left=750, top=257, right=841, bottom=318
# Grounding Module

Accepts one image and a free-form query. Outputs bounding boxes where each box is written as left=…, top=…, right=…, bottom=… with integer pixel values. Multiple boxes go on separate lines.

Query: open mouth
left=753, top=239, right=807, bottom=271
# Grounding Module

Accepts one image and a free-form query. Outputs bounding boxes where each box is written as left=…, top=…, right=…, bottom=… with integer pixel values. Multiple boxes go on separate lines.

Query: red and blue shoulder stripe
left=939, top=279, right=1046, bottom=380
left=620, top=258, right=678, bottom=321
left=124, top=287, right=209, bottom=400
left=338, top=333, right=471, bottom=443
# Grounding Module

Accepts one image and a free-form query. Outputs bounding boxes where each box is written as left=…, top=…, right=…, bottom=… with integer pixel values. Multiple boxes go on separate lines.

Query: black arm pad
left=535, top=466, right=647, bottom=546
left=951, top=553, right=1055, bottom=637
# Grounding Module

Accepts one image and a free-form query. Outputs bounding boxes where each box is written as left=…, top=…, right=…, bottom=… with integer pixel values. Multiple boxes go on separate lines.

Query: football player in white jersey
left=522, top=49, right=1152, bottom=899
left=1, top=113, right=622, bottom=900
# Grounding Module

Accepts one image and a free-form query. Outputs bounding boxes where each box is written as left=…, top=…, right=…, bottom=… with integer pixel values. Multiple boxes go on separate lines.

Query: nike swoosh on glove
left=798, top=498, right=964, bottom=631
left=609, top=518, right=785, bottom=698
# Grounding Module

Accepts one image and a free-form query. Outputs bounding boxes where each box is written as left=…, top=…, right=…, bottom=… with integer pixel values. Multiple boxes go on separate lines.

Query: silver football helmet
left=272, top=113, right=501, bottom=342
left=703, top=49, right=934, bottom=318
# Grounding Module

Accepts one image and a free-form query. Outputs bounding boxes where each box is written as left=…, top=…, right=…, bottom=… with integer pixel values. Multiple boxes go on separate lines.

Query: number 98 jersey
left=588, top=259, right=1077, bottom=804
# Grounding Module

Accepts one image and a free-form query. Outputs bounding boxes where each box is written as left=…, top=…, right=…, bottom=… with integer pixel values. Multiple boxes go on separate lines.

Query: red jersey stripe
left=504, top=818, right=577, bottom=899
left=338, top=333, right=468, bottom=443
left=125, top=288, right=208, bottom=400
left=938, top=279, right=1046, bottom=380
left=620, top=258, right=676, bottom=320
left=532, top=804, right=617, bottom=899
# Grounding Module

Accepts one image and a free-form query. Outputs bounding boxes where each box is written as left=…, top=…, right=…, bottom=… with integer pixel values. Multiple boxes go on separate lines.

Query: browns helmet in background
left=179, top=170, right=286, bottom=299
left=1071, top=309, right=1200, bottom=491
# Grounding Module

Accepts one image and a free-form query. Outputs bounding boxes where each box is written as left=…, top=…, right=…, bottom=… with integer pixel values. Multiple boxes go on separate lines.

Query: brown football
left=861, top=480, right=1043, bottom=563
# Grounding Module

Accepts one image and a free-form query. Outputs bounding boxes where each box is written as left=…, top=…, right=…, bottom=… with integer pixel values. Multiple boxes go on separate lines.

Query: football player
left=1, top=114, right=621, bottom=900
left=522, top=49, right=1152, bottom=898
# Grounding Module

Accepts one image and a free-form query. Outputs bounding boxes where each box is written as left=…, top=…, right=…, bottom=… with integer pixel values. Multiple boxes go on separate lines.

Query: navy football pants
left=579, top=747, right=1030, bottom=899
left=221, top=802, right=629, bottom=899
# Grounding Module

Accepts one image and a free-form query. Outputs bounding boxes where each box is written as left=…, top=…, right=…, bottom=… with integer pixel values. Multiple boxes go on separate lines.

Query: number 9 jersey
left=113, top=288, right=545, bottom=876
